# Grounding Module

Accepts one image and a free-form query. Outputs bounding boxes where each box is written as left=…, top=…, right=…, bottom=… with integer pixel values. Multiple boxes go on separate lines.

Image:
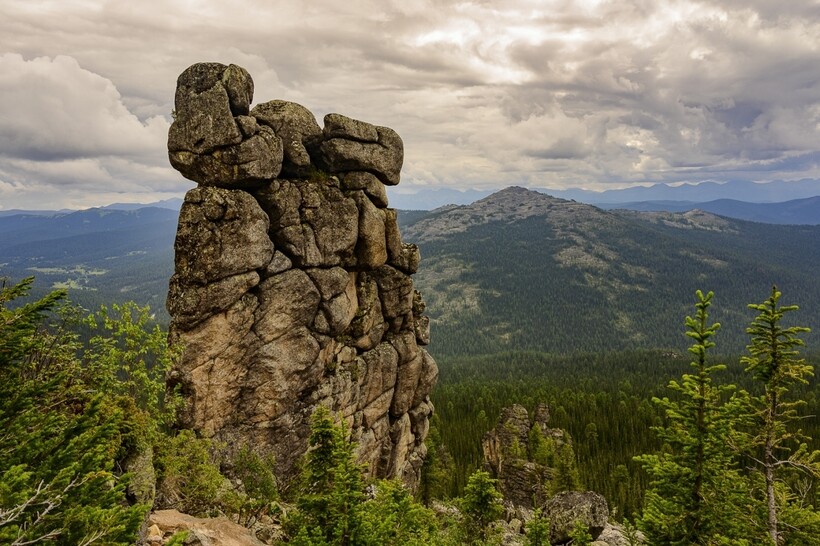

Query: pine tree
left=740, top=286, right=820, bottom=545
left=459, top=469, right=504, bottom=543
left=524, top=508, right=551, bottom=546
left=635, top=290, right=748, bottom=544
left=550, top=439, right=580, bottom=495
left=357, top=480, right=438, bottom=545
left=293, top=406, right=365, bottom=545
left=292, top=406, right=443, bottom=546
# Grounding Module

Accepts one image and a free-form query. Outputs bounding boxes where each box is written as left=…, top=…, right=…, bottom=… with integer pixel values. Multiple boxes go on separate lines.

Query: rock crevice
left=166, top=62, right=436, bottom=489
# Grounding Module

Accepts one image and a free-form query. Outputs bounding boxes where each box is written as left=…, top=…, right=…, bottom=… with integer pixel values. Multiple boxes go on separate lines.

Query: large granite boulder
left=251, top=100, right=322, bottom=177
left=318, top=113, right=404, bottom=185
left=168, top=62, right=283, bottom=187
left=543, top=491, right=609, bottom=544
left=166, top=62, right=436, bottom=490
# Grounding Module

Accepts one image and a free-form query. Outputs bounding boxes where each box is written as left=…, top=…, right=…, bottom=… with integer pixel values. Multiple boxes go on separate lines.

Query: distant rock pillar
left=165, top=62, right=437, bottom=489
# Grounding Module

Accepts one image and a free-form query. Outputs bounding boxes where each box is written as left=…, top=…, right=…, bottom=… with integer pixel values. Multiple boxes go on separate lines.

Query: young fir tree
left=292, top=406, right=366, bottom=546
left=458, top=469, right=504, bottom=543
left=740, top=286, right=820, bottom=545
left=291, top=406, right=442, bottom=546
left=636, top=290, right=749, bottom=544
left=524, top=508, right=551, bottom=546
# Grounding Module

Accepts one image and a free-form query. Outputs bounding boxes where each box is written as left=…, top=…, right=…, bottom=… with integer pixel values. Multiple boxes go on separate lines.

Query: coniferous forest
left=2, top=277, right=818, bottom=545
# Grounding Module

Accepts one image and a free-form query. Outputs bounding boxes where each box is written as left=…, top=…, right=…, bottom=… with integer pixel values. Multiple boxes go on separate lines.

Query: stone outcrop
left=482, top=404, right=567, bottom=509
left=148, top=510, right=268, bottom=546
left=482, top=405, right=625, bottom=545
left=166, top=62, right=436, bottom=489
left=543, top=491, right=609, bottom=544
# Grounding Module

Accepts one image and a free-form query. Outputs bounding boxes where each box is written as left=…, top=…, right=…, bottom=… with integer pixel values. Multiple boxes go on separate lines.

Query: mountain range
left=0, top=206, right=178, bottom=319
left=386, top=178, right=820, bottom=217
left=598, top=196, right=820, bottom=225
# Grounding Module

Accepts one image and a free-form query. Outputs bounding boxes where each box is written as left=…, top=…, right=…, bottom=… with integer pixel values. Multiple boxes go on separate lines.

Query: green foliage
left=83, top=301, right=182, bottom=429
left=740, top=286, right=820, bottom=544
left=165, top=530, right=190, bottom=545
left=291, top=406, right=366, bottom=545
left=154, top=429, right=225, bottom=516
left=290, top=407, right=444, bottom=546
left=0, top=278, right=148, bottom=545
left=458, top=469, right=504, bottom=543
left=636, top=290, right=750, bottom=544
left=419, top=414, right=455, bottom=503
left=528, top=425, right=555, bottom=467
left=358, top=480, right=438, bottom=545
left=230, top=446, right=279, bottom=527
left=524, top=509, right=551, bottom=546
left=567, top=519, right=592, bottom=545
left=619, top=518, right=642, bottom=546
left=550, top=440, right=581, bottom=496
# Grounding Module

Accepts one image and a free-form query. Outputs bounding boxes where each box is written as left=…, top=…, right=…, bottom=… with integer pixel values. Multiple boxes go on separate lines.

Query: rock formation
left=482, top=403, right=567, bottom=509
left=483, top=405, right=619, bottom=545
left=165, top=62, right=437, bottom=489
left=543, top=491, right=609, bottom=544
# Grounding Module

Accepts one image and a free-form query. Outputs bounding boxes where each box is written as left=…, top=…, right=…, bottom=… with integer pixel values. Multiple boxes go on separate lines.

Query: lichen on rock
left=166, top=62, right=436, bottom=490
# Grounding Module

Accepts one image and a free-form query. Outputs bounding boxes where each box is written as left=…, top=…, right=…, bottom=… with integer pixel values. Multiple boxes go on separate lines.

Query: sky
left=1, top=0, right=819, bottom=210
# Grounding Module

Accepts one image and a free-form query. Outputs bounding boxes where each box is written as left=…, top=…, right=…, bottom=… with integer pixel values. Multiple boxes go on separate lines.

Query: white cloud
left=0, top=54, right=169, bottom=160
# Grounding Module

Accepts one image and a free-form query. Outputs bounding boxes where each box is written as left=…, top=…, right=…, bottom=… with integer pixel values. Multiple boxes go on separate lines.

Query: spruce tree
left=293, top=406, right=365, bottom=545
left=459, top=469, right=504, bottom=543
left=636, top=290, right=748, bottom=544
left=740, top=286, right=820, bottom=545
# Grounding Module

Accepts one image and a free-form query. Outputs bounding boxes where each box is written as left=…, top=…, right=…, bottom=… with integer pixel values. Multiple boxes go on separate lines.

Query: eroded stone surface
left=167, top=62, right=436, bottom=489
left=544, top=491, right=609, bottom=544
left=169, top=63, right=283, bottom=188
left=252, top=100, right=322, bottom=176
left=482, top=404, right=569, bottom=510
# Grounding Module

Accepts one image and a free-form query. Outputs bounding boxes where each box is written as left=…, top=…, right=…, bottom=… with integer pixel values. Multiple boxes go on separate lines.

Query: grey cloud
left=0, top=0, right=818, bottom=209
left=0, top=54, right=169, bottom=162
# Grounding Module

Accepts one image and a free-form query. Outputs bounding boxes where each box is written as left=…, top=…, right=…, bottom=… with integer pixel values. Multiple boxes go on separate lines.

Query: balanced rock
left=166, top=62, right=436, bottom=489
left=318, top=113, right=403, bottom=185
left=168, top=62, right=283, bottom=187
left=251, top=100, right=322, bottom=176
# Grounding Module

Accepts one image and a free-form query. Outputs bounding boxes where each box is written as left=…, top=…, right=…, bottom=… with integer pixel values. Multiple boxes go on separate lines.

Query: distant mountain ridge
left=598, top=196, right=820, bottom=225
left=550, top=178, right=820, bottom=204
left=0, top=206, right=178, bottom=319
left=4, top=186, right=820, bottom=351
left=388, top=178, right=820, bottom=214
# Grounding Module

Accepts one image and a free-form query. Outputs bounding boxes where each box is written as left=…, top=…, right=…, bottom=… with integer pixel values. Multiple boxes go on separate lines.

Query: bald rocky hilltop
left=165, top=62, right=437, bottom=489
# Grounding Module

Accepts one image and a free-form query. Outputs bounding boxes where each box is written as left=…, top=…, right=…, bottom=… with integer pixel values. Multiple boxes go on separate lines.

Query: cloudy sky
left=1, top=0, right=819, bottom=209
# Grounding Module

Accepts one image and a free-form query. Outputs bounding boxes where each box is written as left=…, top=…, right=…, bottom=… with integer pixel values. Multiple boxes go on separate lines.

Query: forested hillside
left=399, top=187, right=820, bottom=526
left=2, top=187, right=819, bottom=543
left=0, top=207, right=177, bottom=319
left=401, top=187, right=820, bottom=356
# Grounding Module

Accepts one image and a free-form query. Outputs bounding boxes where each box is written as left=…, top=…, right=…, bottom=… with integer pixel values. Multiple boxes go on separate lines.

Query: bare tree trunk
left=765, top=393, right=778, bottom=545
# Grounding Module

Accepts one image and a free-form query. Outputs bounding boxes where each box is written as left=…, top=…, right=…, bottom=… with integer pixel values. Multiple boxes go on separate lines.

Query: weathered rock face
left=482, top=404, right=567, bottom=509
left=166, top=62, right=436, bottom=490
left=543, top=491, right=609, bottom=544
